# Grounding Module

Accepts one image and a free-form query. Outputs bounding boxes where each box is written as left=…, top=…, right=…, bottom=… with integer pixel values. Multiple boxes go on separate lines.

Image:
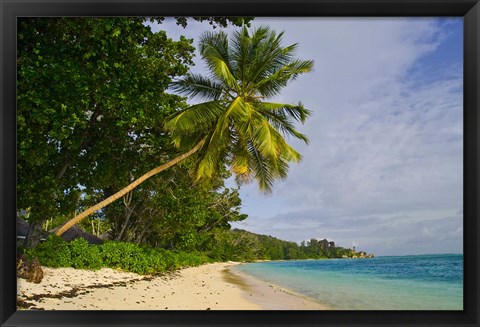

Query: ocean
left=234, top=254, right=463, bottom=310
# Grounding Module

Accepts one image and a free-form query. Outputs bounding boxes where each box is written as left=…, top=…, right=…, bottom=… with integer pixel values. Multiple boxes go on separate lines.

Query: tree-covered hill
left=206, top=229, right=374, bottom=262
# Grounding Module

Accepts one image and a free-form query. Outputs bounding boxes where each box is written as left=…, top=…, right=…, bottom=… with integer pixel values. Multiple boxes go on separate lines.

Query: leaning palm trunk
left=55, top=139, right=205, bottom=236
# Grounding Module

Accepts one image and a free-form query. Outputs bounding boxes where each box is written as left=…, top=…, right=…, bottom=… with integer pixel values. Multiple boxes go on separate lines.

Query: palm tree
left=56, top=25, right=313, bottom=236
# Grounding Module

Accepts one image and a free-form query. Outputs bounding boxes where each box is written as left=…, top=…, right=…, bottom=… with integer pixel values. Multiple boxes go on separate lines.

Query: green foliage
left=99, top=242, right=167, bottom=274
left=174, top=17, right=254, bottom=29
left=25, top=236, right=211, bottom=275
left=68, top=238, right=103, bottom=269
left=204, top=229, right=362, bottom=262
left=17, top=17, right=196, bottom=246
left=96, top=241, right=127, bottom=268
left=24, top=235, right=71, bottom=268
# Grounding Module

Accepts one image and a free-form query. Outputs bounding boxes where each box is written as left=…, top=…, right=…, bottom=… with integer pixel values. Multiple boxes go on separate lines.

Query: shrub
left=69, top=238, right=102, bottom=270
left=25, top=234, right=71, bottom=267
left=24, top=236, right=212, bottom=275
left=98, top=241, right=135, bottom=270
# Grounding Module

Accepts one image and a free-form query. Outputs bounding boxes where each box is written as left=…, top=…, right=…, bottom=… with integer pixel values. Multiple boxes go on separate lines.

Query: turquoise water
left=235, top=254, right=463, bottom=310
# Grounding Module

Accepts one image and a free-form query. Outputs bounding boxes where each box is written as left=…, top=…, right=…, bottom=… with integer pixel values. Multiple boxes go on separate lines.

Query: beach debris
left=17, top=254, right=43, bottom=284
left=16, top=297, right=44, bottom=310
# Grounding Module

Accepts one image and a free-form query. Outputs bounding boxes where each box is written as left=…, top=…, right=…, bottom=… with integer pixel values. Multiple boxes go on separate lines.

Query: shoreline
left=225, top=265, right=330, bottom=310
left=17, top=262, right=328, bottom=310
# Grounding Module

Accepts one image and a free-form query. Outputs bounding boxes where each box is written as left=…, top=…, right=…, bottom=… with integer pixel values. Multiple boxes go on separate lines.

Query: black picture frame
left=1, top=0, right=479, bottom=326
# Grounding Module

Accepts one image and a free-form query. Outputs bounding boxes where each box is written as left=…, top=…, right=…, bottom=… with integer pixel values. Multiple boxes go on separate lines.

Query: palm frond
left=260, top=109, right=310, bottom=144
left=229, top=135, right=251, bottom=177
left=200, top=31, right=239, bottom=92
left=194, top=125, right=231, bottom=180
left=243, top=27, right=297, bottom=87
left=259, top=101, right=312, bottom=124
left=256, top=59, right=314, bottom=98
left=250, top=112, right=303, bottom=162
left=167, top=25, right=313, bottom=194
left=247, top=141, right=276, bottom=193
left=170, top=74, right=224, bottom=101
left=230, top=26, right=252, bottom=83
left=164, top=101, right=225, bottom=147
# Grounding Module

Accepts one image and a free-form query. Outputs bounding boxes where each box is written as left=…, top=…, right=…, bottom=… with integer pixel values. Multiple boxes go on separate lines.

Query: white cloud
left=231, top=18, right=463, bottom=255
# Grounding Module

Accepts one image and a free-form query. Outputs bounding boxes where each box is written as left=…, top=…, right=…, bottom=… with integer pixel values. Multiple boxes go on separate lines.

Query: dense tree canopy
left=17, top=17, right=251, bottom=247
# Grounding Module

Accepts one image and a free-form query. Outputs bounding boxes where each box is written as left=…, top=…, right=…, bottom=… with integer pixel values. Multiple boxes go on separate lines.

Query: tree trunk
left=55, top=139, right=205, bottom=236
left=24, top=221, right=44, bottom=248
left=116, top=202, right=137, bottom=241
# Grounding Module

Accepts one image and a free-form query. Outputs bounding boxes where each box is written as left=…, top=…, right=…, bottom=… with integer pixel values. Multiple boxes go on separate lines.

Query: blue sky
left=153, top=18, right=463, bottom=256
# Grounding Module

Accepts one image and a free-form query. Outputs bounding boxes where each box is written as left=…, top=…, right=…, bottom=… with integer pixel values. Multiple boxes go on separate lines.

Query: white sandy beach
left=17, top=262, right=329, bottom=310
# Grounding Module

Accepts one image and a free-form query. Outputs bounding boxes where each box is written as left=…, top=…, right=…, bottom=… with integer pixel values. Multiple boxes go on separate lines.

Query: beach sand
left=17, top=262, right=328, bottom=310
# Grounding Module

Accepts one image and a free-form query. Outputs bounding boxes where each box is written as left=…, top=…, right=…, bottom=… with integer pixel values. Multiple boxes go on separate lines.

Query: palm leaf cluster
left=165, top=26, right=314, bottom=193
